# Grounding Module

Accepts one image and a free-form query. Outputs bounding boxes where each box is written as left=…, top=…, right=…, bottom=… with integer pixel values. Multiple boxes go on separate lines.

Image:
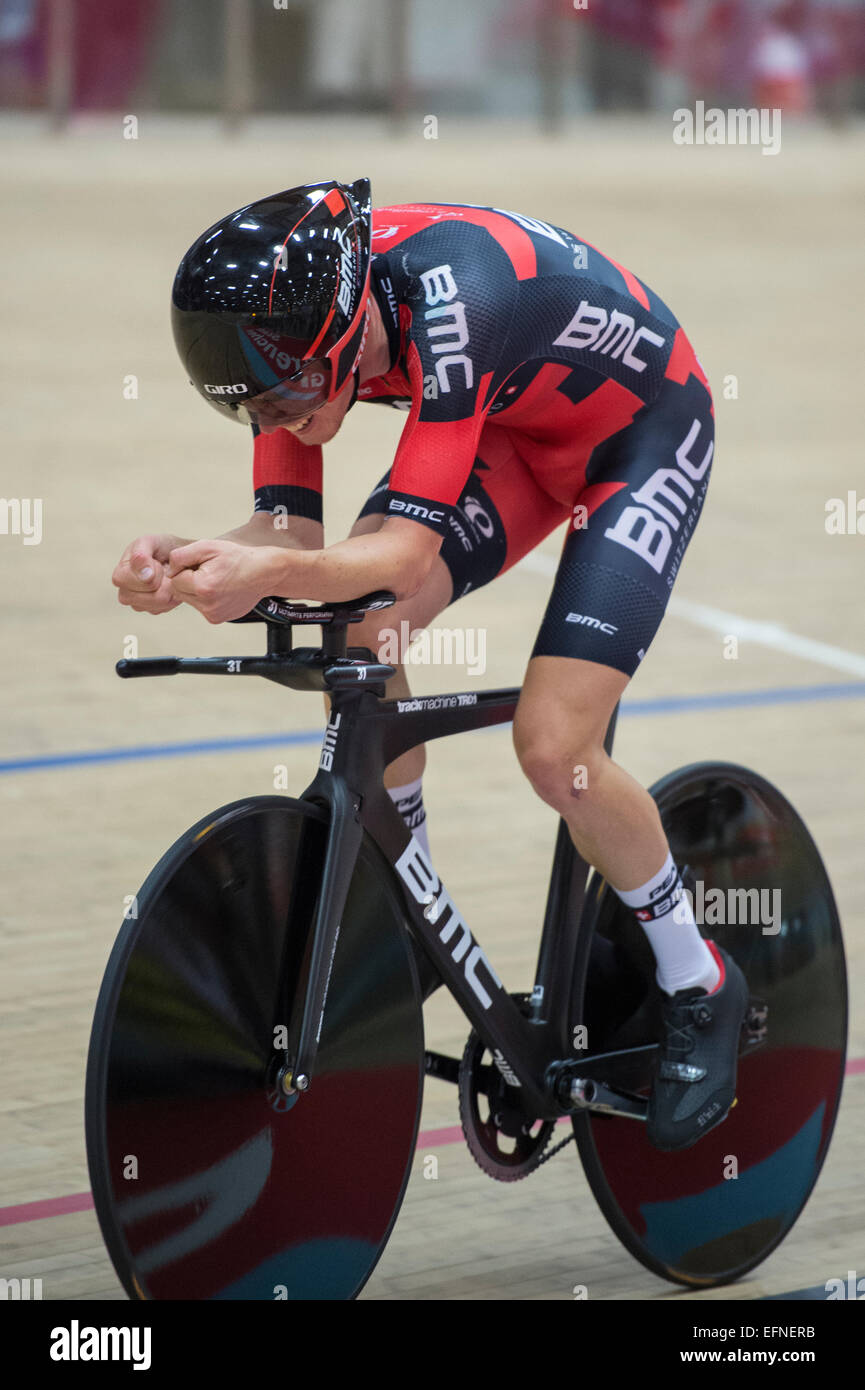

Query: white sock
left=614, top=852, right=720, bottom=996
left=387, top=777, right=431, bottom=861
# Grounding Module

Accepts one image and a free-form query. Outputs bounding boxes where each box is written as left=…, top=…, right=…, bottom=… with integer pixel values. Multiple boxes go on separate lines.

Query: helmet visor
left=223, top=358, right=333, bottom=426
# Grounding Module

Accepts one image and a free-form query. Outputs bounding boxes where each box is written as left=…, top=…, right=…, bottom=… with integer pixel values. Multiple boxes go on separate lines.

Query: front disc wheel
left=85, top=796, right=425, bottom=1300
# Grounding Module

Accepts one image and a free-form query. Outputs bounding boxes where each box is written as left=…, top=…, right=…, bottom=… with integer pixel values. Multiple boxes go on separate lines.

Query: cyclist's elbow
left=390, top=548, right=439, bottom=602
left=381, top=520, right=441, bottom=601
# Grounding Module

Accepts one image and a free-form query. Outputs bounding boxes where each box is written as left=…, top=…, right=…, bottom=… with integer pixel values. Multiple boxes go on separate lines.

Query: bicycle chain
left=534, top=1129, right=576, bottom=1167
left=458, top=993, right=580, bottom=1180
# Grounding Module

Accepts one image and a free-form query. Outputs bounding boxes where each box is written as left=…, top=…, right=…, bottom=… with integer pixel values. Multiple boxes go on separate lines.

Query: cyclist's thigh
left=353, top=427, right=572, bottom=608
left=531, top=369, right=714, bottom=678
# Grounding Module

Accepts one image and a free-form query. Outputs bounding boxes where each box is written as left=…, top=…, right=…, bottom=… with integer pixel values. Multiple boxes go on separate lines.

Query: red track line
left=1, top=1059, right=862, bottom=1230
left=0, top=1191, right=96, bottom=1227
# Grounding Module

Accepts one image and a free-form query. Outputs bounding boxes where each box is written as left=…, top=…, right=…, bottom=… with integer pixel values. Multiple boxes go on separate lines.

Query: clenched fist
left=112, top=534, right=192, bottom=614
left=166, top=538, right=282, bottom=623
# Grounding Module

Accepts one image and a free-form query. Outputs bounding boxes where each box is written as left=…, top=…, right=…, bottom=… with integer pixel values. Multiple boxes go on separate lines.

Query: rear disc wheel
left=571, top=763, right=847, bottom=1288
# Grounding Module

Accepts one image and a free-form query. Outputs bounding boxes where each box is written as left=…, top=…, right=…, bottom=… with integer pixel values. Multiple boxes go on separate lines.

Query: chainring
left=457, top=1000, right=556, bottom=1181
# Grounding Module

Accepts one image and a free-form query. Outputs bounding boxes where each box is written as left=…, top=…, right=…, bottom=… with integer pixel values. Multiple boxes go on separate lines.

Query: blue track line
left=2, top=681, right=865, bottom=776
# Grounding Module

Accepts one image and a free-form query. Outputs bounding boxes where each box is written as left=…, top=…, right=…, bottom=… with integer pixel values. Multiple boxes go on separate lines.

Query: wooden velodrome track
left=0, top=116, right=862, bottom=1301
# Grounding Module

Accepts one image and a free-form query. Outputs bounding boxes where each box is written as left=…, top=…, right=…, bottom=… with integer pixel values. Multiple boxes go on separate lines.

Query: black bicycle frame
left=117, top=594, right=618, bottom=1122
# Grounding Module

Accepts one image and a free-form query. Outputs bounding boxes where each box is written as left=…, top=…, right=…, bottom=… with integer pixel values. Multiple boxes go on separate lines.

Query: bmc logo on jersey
left=553, top=300, right=666, bottom=374
left=204, top=383, right=248, bottom=395
left=388, top=499, right=445, bottom=524
left=604, top=418, right=713, bottom=575
left=566, top=612, right=618, bottom=636
left=419, top=265, right=473, bottom=394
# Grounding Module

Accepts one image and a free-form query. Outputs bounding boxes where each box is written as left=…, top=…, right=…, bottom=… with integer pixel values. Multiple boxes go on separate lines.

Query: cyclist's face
left=252, top=403, right=315, bottom=436
left=254, top=374, right=355, bottom=444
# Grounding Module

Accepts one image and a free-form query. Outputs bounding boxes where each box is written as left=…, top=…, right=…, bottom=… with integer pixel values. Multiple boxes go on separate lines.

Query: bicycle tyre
left=570, top=762, right=847, bottom=1288
left=85, top=795, right=424, bottom=1300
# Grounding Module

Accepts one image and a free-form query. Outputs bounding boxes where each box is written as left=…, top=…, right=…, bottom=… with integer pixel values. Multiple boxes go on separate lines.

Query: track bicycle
left=85, top=592, right=847, bottom=1299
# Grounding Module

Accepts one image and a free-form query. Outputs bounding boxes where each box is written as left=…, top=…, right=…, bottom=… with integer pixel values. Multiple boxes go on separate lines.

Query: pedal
left=741, top=998, right=768, bottom=1047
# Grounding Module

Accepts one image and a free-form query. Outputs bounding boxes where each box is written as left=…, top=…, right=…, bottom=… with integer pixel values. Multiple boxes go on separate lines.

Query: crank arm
left=566, top=1043, right=657, bottom=1092
left=567, top=1077, right=647, bottom=1121
left=424, top=1050, right=460, bottom=1084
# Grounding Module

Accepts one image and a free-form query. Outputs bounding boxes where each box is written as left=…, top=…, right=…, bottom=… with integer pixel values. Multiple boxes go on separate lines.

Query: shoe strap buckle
left=658, top=1060, right=707, bottom=1083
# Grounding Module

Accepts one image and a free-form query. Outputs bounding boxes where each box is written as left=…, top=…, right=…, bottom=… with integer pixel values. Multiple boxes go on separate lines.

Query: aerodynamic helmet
left=171, top=176, right=372, bottom=425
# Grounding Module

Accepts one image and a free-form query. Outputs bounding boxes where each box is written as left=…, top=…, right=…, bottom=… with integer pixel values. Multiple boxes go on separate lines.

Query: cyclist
left=112, top=177, right=749, bottom=1152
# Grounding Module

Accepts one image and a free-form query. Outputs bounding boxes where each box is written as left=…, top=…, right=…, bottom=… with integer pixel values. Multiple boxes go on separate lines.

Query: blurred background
left=0, top=0, right=863, bottom=128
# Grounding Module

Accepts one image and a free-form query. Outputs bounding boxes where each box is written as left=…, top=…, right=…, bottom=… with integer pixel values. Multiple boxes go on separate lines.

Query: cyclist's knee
left=515, top=731, right=608, bottom=817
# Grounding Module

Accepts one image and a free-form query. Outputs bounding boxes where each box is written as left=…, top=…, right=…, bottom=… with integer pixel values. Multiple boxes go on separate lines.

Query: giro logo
left=419, top=264, right=473, bottom=394
left=566, top=613, right=618, bottom=635
left=553, top=300, right=666, bottom=374
left=204, top=382, right=248, bottom=395
left=395, top=841, right=503, bottom=1010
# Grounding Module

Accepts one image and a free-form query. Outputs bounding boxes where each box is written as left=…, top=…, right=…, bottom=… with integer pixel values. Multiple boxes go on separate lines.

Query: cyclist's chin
left=285, top=414, right=343, bottom=445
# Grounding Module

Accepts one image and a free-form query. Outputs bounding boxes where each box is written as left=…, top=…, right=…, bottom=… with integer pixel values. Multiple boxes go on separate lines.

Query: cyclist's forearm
left=263, top=530, right=430, bottom=603
left=220, top=512, right=324, bottom=551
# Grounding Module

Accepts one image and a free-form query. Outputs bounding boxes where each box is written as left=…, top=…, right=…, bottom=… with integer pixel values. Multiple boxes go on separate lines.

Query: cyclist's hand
left=113, top=534, right=191, bottom=614
left=166, top=538, right=275, bottom=623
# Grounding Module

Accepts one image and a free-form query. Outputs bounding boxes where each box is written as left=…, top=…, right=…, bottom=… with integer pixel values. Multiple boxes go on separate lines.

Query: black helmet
left=171, top=176, right=372, bottom=425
